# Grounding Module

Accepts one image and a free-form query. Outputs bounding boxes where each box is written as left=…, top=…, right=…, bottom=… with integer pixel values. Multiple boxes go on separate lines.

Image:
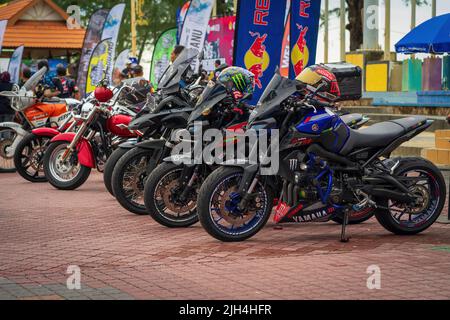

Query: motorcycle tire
left=0, top=127, right=17, bottom=173
left=111, top=147, right=155, bottom=215
left=14, top=133, right=50, bottom=183
left=144, top=162, right=199, bottom=228
left=103, top=147, right=130, bottom=196
left=43, top=140, right=91, bottom=190
left=374, top=157, right=446, bottom=235
left=198, top=167, right=273, bottom=242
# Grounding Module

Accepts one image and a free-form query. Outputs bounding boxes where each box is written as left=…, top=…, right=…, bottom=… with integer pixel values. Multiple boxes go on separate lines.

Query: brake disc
left=0, top=138, right=14, bottom=159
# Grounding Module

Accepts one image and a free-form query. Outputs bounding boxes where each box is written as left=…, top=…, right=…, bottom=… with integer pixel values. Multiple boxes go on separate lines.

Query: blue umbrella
left=395, top=13, right=450, bottom=54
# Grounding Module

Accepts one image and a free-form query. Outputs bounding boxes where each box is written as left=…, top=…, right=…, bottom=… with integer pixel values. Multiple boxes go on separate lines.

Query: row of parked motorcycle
left=0, top=48, right=446, bottom=242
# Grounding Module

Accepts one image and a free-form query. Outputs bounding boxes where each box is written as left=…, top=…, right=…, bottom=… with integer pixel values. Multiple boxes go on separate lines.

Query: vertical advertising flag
left=290, top=0, right=322, bottom=78
left=179, top=0, right=215, bottom=72
left=150, top=28, right=177, bottom=88
left=177, top=1, right=191, bottom=43
left=112, top=49, right=130, bottom=85
left=86, top=38, right=113, bottom=96
left=8, top=45, right=24, bottom=84
left=234, top=0, right=288, bottom=102
left=77, top=9, right=110, bottom=98
left=280, top=0, right=291, bottom=78
left=0, top=20, right=7, bottom=54
left=101, top=3, right=126, bottom=83
left=203, top=16, right=236, bottom=72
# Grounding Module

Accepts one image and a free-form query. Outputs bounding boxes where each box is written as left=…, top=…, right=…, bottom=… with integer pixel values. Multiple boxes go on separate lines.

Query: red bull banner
left=234, top=0, right=288, bottom=102
left=290, top=0, right=322, bottom=79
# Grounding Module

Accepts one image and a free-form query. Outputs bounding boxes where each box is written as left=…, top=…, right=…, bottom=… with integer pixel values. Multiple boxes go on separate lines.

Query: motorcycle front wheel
left=14, top=133, right=51, bottom=183
left=111, top=147, right=155, bottom=215
left=43, top=141, right=91, bottom=190
left=198, top=167, right=273, bottom=242
left=103, top=147, right=130, bottom=196
left=144, top=162, right=200, bottom=228
left=0, top=128, right=17, bottom=172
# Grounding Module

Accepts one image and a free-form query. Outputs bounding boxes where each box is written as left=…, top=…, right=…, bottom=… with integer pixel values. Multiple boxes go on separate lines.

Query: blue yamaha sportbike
left=197, top=72, right=446, bottom=242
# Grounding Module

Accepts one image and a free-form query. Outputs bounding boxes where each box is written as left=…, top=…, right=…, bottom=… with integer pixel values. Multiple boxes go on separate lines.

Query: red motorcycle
left=43, top=84, right=138, bottom=190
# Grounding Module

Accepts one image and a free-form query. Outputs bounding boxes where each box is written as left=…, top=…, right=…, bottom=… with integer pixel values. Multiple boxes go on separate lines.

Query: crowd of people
left=0, top=45, right=228, bottom=121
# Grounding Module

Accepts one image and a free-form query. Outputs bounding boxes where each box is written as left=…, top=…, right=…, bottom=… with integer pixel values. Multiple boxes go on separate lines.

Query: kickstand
left=340, top=208, right=351, bottom=243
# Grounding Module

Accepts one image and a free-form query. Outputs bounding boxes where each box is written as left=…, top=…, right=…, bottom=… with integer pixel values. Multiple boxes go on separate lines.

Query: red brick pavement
left=1, top=172, right=450, bottom=300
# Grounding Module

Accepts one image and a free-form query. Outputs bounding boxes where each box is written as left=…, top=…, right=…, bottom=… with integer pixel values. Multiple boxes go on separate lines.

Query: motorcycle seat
left=341, top=116, right=427, bottom=154
left=340, top=113, right=364, bottom=126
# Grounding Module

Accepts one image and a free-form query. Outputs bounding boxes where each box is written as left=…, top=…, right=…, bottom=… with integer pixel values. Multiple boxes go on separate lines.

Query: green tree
left=0, top=0, right=235, bottom=62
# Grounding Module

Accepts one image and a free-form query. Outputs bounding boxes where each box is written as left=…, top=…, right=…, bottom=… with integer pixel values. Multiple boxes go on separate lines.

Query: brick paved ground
left=1, top=172, right=450, bottom=300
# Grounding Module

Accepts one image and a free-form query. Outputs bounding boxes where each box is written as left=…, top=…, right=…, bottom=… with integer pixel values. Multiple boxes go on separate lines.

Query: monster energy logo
left=232, top=74, right=246, bottom=92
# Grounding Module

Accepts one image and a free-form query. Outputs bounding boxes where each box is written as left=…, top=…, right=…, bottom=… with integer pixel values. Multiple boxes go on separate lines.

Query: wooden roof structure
left=0, top=0, right=86, bottom=52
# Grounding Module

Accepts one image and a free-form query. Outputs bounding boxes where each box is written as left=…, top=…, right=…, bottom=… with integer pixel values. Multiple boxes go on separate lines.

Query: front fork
left=236, top=164, right=260, bottom=211
left=62, top=111, right=97, bottom=161
left=177, top=165, right=198, bottom=201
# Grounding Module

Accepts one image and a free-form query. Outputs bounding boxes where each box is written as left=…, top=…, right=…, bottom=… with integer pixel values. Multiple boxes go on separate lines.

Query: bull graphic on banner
left=233, top=0, right=287, bottom=102
left=290, top=0, right=321, bottom=79
left=244, top=32, right=269, bottom=89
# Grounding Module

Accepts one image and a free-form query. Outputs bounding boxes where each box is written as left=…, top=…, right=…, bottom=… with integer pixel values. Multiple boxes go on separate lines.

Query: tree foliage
left=54, top=0, right=235, bottom=61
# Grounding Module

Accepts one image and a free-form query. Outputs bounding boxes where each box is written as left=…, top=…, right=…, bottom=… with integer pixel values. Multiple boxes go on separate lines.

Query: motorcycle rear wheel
left=43, top=141, right=91, bottom=190
left=374, top=158, right=446, bottom=235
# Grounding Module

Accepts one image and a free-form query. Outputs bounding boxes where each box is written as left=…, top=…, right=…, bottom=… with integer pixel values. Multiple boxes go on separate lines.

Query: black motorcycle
left=143, top=81, right=251, bottom=227
left=144, top=82, right=374, bottom=228
left=103, top=48, right=204, bottom=197
left=196, top=72, right=446, bottom=242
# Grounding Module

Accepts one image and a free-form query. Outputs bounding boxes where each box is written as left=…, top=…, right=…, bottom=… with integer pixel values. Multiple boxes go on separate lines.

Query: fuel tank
left=106, top=114, right=136, bottom=138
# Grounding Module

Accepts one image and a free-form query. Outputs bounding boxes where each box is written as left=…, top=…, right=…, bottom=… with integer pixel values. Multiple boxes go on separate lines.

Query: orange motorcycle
left=0, top=68, right=79, bottom=173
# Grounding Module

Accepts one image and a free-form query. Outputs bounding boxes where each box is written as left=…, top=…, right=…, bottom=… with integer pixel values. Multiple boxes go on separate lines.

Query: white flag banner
left=112, top=48, right=130, bottom=85
left=101, top=3, right=126, bottom=83
left=0, top=20, right=8, bottom=54
left=179, top=0, right=215, bottom=72
left=8, top=45, right=24, bottom=84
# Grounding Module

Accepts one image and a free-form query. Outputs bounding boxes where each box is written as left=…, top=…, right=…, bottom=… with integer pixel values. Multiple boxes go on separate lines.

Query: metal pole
left=212, top=2, right=217, bottom=17
left=363, top=0, right=379, bottom=50
left=411, top=0, right=416, bottom=30
left=324, top=0, right=329, bottom=63
left=131, top=0, right=137, bottom=56
left=432, top=0, right=437, bottom=18
left=340, top=0, right=346, bottom=61
left=384, top=0, right=391, bottom=61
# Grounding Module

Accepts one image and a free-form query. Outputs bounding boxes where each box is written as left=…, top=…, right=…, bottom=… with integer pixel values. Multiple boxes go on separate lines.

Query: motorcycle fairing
left=50, top=133, right=96, bottom=168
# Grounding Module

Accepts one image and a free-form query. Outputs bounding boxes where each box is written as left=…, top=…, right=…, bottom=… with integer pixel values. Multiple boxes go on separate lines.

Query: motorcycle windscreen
left=187, top=81, right=228, bottom=125
left=157, top=48, right=199, bottom=90
left=22, top=67, right=47, bottom=92
left=249, top=72, right=298, bottom=126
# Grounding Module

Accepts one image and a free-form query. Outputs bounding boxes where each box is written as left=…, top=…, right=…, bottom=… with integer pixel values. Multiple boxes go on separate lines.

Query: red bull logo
left=244, top=31, right=270, bottom=89
left=291, top=23, right=310, bottom=76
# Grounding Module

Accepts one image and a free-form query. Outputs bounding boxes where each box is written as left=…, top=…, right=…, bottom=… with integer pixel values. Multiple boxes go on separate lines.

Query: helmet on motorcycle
left=94, top=81, right=113, bottom=103
left=217, top=67, right=255, bottom=100
left=296, top=65, right=341, bottom=98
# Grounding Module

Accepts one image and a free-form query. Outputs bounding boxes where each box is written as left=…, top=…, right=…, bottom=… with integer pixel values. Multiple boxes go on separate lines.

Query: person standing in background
left=52, top=64, right=80, bottom=100
left=0, top=72, right=14, bottom=123
left=19, top=67, right=31, bottom=87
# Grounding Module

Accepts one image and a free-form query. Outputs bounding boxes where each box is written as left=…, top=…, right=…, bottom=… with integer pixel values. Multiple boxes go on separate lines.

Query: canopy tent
left=395, top=13, right=450, bottom=54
